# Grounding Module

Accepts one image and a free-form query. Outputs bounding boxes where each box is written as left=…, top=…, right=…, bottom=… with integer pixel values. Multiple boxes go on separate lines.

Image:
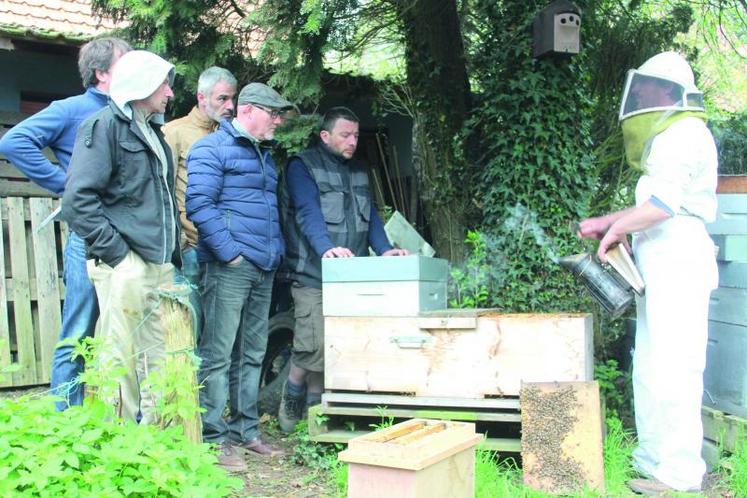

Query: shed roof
left=0, top=0, right=120, bottom=43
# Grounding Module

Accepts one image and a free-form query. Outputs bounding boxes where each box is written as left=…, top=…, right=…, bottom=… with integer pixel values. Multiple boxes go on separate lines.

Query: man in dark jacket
left=61, top=50, right=180, bottom=425
left=185, top=83, right=294, bottom=471
left=0, top=37, right=131, bottom=410
left=278, top=107, right=407, bottom=433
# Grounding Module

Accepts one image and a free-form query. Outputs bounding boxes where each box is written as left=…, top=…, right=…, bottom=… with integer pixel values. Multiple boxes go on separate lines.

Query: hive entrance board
left=521, top=381, right=605, bottom=494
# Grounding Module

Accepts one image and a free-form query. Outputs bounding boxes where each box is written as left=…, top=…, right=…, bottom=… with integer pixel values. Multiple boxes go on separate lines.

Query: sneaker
left=278, top=380, right=305, bottom=433
left=216, top=442, right=247, bottom=473
left=627, top=478, right=699, bottom=496
left=234, top=437, right=285, bottom=457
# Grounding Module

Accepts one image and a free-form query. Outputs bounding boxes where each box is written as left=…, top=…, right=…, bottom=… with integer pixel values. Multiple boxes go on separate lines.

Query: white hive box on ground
left=322, top=255, right=448, bottom=316
left=325, top=309, right=593, bottom=398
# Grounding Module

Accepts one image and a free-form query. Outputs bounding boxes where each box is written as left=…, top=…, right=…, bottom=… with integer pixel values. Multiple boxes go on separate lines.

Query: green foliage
left=449, top=230, right=493, bottom=308
left=142, top=351, right=204, bottom=428
left=594, top=359, right=632, bottom=421
left=273, top=113, right=321, bottom=165
left=92, top=0, right=264, bottom=116
left=69, top=337, right=127, bottom=411
left=368, top=406, right=394, bottom=431
left=460, top=1, right=596, bottom=314
left=603, top=417, right=636, bottom=494
left=291, top=420, right=343, bottom=470
left=711, top=111, right=747, bottom=175
left=0, top=396, right=242, bottom=497
left=721, top=428, right=747, bottom=496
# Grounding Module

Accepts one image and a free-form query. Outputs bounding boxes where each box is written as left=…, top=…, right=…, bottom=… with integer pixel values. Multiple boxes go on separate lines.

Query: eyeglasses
left=253, top=104, right=287, bottom=120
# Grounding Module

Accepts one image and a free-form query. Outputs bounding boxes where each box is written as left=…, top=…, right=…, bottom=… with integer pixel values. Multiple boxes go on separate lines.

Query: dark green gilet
left=280, top=143, right=371, bottom=288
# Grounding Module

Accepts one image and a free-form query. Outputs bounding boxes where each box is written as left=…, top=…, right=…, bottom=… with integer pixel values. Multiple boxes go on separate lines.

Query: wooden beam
left=6, top=197, right=37, bottom=384
left=30, top=197, right=62, bottom=381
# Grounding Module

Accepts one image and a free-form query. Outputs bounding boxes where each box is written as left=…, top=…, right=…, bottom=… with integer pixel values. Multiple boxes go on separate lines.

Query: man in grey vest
left=279, top=106, right=408, bottom=432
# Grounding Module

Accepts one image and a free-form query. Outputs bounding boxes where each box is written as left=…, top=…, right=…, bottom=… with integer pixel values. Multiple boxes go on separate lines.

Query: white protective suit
left=631, top=115, right=718, bottom=491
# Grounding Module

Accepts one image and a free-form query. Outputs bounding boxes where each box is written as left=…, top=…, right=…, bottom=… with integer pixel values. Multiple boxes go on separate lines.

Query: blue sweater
left=286, top=157, right=392, bottom=256
left=185, top=119, right=284, bottom=271
left=0, top=87, right=109, bottom=195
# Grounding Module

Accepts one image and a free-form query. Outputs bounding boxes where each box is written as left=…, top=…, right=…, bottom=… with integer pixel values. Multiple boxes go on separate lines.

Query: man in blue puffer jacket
left=185, top=82, right=295, bottom=471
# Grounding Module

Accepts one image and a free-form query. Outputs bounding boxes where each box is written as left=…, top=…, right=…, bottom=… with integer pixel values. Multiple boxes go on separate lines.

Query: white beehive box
left=322, top=255, right=448, bottom=317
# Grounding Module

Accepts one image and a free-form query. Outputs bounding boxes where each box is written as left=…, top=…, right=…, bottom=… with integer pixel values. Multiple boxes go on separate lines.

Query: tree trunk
left=395, top=0, right=472, bottom=262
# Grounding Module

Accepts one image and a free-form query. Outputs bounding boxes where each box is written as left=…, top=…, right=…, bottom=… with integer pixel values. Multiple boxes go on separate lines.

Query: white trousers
left=632, top=216, right=717, bottom=491
left=87, top=251, right=174, bottom=424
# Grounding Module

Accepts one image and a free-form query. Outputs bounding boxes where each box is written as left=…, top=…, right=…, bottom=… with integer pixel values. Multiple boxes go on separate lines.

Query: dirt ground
left=234, top=415, right=338, bottom=498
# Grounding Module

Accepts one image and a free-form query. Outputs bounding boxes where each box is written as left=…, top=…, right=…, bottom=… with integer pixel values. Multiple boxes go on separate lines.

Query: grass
left=721, top=428, right=747, bottom=496
left=329, top=416, right=640, bottom=498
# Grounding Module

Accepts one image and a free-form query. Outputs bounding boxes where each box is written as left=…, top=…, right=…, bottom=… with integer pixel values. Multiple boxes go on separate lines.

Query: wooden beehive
left=325, top=310, right=593, bottom=398
left=338, top=419, right=483, bottom=498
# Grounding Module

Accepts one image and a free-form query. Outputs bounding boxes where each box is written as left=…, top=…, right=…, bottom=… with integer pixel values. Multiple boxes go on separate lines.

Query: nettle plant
left=0, top=338, right=242, bottom=497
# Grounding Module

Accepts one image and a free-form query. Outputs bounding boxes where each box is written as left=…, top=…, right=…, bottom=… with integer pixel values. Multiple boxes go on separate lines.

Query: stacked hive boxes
left=705, top=193, right=747, bottom=418
left=321, top=255, right=594, bottom=399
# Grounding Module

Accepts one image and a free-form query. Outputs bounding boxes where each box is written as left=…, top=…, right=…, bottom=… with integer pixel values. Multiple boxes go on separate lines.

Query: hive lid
left=338, top=419, right=483, bottom=470
left=322, top=255, right=449, bottom=283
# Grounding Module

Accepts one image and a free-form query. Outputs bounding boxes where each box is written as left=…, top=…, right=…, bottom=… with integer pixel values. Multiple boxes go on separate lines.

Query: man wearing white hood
left=62, top=50, right=181, bottom=424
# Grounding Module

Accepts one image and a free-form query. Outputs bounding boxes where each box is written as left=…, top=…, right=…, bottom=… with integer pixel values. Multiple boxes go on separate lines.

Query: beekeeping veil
left=618, top=52, right=706, bottom=171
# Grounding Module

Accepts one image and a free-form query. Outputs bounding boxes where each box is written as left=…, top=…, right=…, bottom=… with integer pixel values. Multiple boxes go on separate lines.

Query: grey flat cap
left=237, top=82, right=295, bottom=110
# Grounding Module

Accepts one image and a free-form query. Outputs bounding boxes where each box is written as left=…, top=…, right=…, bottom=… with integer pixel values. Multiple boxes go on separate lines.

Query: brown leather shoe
left=235, top=437, right=285, bottom=458
left=627, top=478, right=699, bottom=496
left=216, top=442, right=247, bottom=473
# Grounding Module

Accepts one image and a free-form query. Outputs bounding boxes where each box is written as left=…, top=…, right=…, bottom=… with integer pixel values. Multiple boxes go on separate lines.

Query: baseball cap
left=237, top=82, right=296, bottom=111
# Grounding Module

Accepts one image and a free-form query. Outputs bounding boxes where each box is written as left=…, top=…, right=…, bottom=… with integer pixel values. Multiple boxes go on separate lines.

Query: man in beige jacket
left=164, top=66, right=237, bottom=334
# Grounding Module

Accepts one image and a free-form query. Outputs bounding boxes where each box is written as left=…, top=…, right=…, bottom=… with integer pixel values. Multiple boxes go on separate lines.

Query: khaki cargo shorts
left=291, top=283, right=324, bottom=372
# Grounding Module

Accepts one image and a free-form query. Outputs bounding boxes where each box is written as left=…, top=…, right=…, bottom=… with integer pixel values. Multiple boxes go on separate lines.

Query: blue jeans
left=198, top=259, right=275, bottom=444
left=174, top=246, right=202, bottom=340
left=51, top=231, right=99, bottom=410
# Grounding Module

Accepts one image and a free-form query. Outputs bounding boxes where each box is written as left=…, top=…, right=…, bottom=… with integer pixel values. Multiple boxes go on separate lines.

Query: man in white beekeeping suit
left=577, top=51, right=717, bottom=495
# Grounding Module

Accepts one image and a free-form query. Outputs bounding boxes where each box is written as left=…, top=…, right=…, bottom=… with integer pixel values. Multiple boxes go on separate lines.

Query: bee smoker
left=558, top=252, right=634, bottom=319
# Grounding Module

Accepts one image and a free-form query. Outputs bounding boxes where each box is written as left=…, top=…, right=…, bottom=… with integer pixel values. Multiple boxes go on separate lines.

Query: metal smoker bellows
left=558, top=252, right=634, bottom=319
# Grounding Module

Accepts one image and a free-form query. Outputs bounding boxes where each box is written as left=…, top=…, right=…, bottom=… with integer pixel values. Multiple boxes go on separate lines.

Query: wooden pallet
left=308, top=392, right=522, bottom=452
left=0, top=197, right=67, bottom=387
left=702, top=405, right=747, bottom=454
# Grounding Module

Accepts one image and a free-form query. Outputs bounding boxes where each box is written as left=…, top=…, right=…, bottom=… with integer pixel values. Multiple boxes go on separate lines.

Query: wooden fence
left=1, top=111, right=66, bottom=388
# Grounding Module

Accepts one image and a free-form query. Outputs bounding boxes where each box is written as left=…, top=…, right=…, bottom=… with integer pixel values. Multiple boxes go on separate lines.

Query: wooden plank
left=0, top=111, right=28, bottom=127
left=30, top=197, right=62, bottom=381
left=323, top=392, right=521, bottom=410
left=313, top=430, right=521, bottom=453
left=717, top=176, right=747, bottom=194
left=316, top=404, right=521, bottom=423
left=0, top=161, right=31, bottom=179
left=368, top=420, right=426, bottom=443
left=0, top=178, right=59, bottom=198
left=702, top=405, right=747, bottom=453
left=6, top=197, right=37, bottom=385
left=325, top=314, right=593, bottom=398
left=521, top=381, right=605, bottom=495
left=0, top=199, right=10, bottom=368
left=701, top=438, right=721, bottom=472
left=3, top=277, right=66, bottom=301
